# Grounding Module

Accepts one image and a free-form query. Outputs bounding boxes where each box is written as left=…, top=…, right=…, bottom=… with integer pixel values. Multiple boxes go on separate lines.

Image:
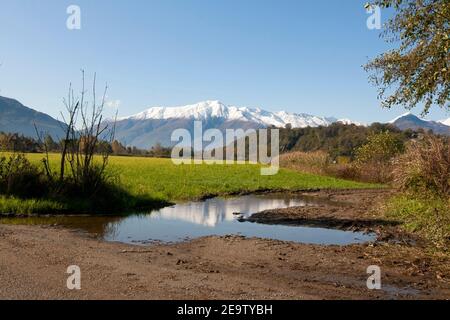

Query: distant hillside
left=0, top=96, right=66, bottom=139
left=276, top=122, right=414, bottom=159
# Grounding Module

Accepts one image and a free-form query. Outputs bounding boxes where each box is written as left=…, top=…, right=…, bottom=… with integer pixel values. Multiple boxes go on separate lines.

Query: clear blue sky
left=0, top=0, right=448, bottom=123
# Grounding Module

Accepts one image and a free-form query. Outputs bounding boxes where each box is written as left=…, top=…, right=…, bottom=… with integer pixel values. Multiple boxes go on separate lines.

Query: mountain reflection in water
left=150, top=195, right=311, bottom=227
left=0, top=194, right=376, bottom=245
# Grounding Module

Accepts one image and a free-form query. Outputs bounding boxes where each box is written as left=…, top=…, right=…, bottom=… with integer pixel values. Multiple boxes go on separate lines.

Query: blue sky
left=0, top=0, right=448, bottom=123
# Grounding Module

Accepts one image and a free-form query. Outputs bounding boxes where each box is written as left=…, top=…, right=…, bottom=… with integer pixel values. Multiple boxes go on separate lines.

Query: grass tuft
left=385, top=194, right=450, bottom=250
left=0, top=196, right=66, bottom=215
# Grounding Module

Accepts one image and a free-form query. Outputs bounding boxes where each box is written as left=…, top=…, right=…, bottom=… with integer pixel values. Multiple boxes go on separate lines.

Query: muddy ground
left=244, top=189, right=411, bottom=241
left=0, top=189, right=448, bottom=299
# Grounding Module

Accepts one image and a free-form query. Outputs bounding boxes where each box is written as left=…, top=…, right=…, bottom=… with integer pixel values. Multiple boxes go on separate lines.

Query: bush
left=326, top=164, right=361, bottom=181
left=0, top=153, right=45, bottom=197
left=0, top=152, right=162, bottom=214
left=393, top=135, right=450, bottom=198
left=354, top=131, right=404, bottom=183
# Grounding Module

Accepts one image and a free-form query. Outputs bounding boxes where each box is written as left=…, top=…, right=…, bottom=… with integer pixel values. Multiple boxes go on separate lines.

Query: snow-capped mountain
left=119, top=100, right=339, bottom=128
left=439, top=118, right=450, bottom=126
left=336, top=118, right=366, bottom=126
left=113, top=100, right=365, bottom=148
left=389, top=113, right=450, bottom=136
left=388, top=112, right=414, bottom=124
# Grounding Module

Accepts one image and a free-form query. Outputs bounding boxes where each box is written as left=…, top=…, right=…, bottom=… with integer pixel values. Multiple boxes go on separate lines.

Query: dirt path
left=0, top=190, right=449, bottom=300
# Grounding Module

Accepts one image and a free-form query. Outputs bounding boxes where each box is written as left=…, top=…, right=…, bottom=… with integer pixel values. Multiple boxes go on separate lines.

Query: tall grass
left=279, top=151, right=360, bottom=181
left=385, top=195, right=449, bottom=250
left=393, top=135, right=450, bottom=197
left=387, top=136, right=450, bottom=249
left=0, top=196, right=65, bottom=215
left=280, top=151, right=329, bottom=175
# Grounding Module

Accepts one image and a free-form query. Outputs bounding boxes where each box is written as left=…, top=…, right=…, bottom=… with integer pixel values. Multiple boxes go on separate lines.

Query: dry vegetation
left=280, top=134, right=450, bottom=249
left=393, top=136, right=450, bottom=198
left=388, top=136, right=450, bottom=249
left=279, top=151, right=360, bottom=181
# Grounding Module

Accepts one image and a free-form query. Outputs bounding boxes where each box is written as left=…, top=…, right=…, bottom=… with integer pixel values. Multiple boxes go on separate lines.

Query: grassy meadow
left=1, top=153, right=381, bottom=214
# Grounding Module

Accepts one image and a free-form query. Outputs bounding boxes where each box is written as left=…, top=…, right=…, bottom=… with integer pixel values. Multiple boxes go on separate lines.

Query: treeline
left=110, top=141, right=171, bottom=158
left=0, top=132, right=41, bottom=152
left=0, top=131, right=172, bottom=158
left=277, top=123, right=424, bottom=159
left=1, top=122, right=435, bottom=160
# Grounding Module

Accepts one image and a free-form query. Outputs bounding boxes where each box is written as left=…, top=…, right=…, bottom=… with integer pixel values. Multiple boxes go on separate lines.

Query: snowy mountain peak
left=388, top=112, right=414, bottom=124
left=439, top=118, right=450, bottom=126
left=388, top=112, right=450, bottom=136
left=336, top=119, right=365, bottom=126
left=123, top=100, right=231, bottom=121
left=119, top=100, right=359, bottom=129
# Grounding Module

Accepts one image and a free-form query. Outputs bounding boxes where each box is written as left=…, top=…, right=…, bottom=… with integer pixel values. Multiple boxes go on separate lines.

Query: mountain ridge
left=113, top=100, right=367, bottom=148
left=0, top=95, right=66, bottom=140
left=389, top=113, right=450, bottom=136
left=1, top=95, right=449, bottom=149
left=118, top=100, right=348, bottom=128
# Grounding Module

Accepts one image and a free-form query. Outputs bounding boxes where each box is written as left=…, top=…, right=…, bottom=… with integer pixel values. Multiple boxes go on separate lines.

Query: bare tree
left=60, top=85, right=79, bottom=182
left=33, top=124, right=53, bottom=179
left=56, top=70, right=117, bottom=194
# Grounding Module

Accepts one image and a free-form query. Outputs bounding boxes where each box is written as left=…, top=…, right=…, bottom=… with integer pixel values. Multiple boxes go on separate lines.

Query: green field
left=28, top=153, right=378, bottom=199
left=1, top=153, right=380, bottom=214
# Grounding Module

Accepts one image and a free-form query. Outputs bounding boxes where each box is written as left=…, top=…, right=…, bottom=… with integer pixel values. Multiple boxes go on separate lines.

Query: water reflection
left=151, top=195, right=311, bottom=227
left=0, top=194, right=376, bottom=246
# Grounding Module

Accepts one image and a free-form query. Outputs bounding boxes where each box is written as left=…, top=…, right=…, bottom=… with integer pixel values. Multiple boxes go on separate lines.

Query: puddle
left=0, top=194, right=376, bottom=245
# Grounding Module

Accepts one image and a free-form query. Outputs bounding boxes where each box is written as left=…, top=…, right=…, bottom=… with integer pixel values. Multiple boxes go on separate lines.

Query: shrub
left=326, top=164, right=361, bottom=181
left=354, top=131, right=404, bottom=183
left=0, top=153, right=45, bottom=197
left=393, top=135, right=450, bottom=198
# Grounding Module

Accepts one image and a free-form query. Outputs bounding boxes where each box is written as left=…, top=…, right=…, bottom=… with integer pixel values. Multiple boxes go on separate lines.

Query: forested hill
left=277, top=123, right=420, bottom=159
